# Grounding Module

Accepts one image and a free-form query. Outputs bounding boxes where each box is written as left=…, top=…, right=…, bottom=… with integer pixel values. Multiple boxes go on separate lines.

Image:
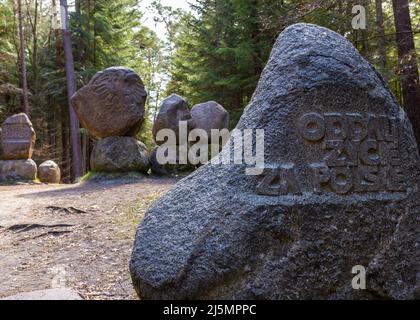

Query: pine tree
left=392, top=0, right=420, bottom=143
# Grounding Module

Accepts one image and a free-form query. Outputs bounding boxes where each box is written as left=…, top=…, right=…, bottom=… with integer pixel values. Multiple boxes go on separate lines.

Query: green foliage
left=166, top=0, right=419, bottom=115
left=0, top=0, right=419, bottom=174
left=0, top=0, right=167, bottom=174
left=0, top=0, right=20, bottom=120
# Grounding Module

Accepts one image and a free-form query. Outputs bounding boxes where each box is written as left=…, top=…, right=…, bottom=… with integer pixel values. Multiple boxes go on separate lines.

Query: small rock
left=38, top=160, right=61, bottom=184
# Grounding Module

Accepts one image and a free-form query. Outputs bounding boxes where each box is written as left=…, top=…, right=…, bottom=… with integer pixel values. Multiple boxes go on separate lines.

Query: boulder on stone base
left=91, top=136, right=150, bottom=173
left=0, top=159, right=37, bottom=181
left=38, top=160, right=61, bottom=184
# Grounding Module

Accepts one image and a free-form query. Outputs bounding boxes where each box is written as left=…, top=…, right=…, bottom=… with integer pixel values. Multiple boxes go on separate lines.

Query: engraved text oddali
left=256, top=112, right=406, bottom=196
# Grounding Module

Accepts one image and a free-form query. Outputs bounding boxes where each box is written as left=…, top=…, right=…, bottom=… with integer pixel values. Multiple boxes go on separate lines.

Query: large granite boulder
left=152, top=94, right=195, bottom=145
left=70, top=67, right=147, bottom=139
left=91, top=136, right=150, bottom=173
left=191, top=101, right=229, bottom=136
left=0, top=159, right=37, bottom=181
left=1, top=113, right=36, bottom=160
left=130, top=24, right=420, bottom=299
left=38, top=160, right=61, bottom=184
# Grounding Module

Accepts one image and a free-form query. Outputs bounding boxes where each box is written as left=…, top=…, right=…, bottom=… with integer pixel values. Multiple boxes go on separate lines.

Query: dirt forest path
left=0, top=176, right=179, bottom=300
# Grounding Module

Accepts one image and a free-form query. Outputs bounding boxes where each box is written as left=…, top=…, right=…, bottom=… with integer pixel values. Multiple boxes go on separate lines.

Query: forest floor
left=0, top=175, right=179, bottom=300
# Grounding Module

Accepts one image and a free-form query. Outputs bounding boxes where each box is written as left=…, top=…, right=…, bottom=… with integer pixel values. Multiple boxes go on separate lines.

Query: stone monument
left=130, top=24, right=420, bottom=299
left=0, top=113, right=37, bottom=182
left=1, top=113, right=36, bottom=160
left=71, top=67, right=150, bottom=174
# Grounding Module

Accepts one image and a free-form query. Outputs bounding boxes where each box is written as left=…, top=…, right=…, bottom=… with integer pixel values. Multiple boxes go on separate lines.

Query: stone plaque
left=1, top=113, right=36, bottom=160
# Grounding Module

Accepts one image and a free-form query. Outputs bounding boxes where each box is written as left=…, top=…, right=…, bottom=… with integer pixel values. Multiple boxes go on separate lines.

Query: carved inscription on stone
left=2, top=124, right=32, bottom=142
left=1, top=113, right=36, bottom=160
left=90, top=68, right=147, bottom=110
left=298, top=112, right=406, bottom=194
left=70, top=67, right=148, bottom=138
left=256, top=112, right=406, bottom=196
left=256, top=164, right=300, bottom=196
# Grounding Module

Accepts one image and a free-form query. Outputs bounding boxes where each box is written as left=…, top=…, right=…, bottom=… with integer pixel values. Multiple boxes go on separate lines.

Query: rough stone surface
left=191, top=101, right=229, bottom=136
left=152, top=94, right=195, bottom=145
left=38, top=160, right=61, bottom=184
left=91, top=136, right=150, bottom=173
left=70, top=67, right=147, bottom=138
left=149, top=146, right=195, bottom=176
left=1, top=113, right=36, bottom=160
left=0, top=159, right=37, bottom=181
left=1, top=288, right=83, bottom=300
left=130, top=24, right=420, bottom=300
left=0, top=128, right=3, bottom=159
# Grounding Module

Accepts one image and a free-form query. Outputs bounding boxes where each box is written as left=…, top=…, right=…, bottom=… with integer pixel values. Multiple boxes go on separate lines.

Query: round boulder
left=191, top=101, right=229, bottom=136
left=38, top=160, right=61, bottom=184
left=152, top=94, right=195, bottom=145
left=91, top=136, right=150, bottom=173
left=70, top=67, right=148, bottom=138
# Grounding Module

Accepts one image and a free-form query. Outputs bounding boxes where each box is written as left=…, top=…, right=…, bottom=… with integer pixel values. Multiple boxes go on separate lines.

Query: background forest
left=0, top=0, right=419, bottom=182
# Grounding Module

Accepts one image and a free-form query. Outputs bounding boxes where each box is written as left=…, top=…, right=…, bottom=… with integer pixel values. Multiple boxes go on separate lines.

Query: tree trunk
left=359, top=0, right=369, bottom=59
left=17, top=0, right=30, bottom=114
left=60, top=0, right=83, bottom=181
left=52, top=0, right=70, bottom=181
left=32, top=0, right=39, bottom=94
left=392, top=0, right=420, bottom=144
left=61, top=106, right=70, bottom=183
left=75, top=0, right=84, bottom=64
left=375, top=0, right=387, bottom=79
